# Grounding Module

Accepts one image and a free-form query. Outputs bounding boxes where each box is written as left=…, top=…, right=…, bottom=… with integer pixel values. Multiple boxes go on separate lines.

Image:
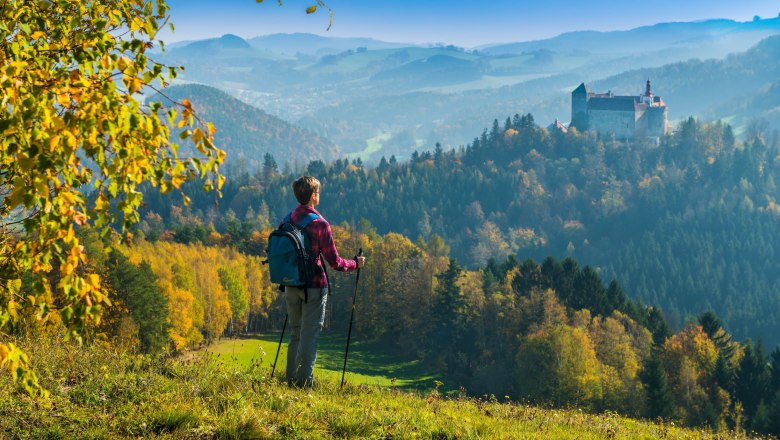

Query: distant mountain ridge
left=153, top=84, right=341, bottom=170
left=247, top=32, right=414, bottom=56
left=570, top=34, right=780, bottom=128
left=154, top=15, right=780, bottom=163
left=480, top=16, right=780, bottom=55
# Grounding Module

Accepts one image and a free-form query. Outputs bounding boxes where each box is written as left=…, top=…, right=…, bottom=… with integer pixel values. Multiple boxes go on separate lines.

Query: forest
left=120, top=112, right=780, bottom=432
left=140, top=113, right=780, bottom=348
left=45, top=221, right=780, bottom=434
left=4, top=1, right=780, bottom=436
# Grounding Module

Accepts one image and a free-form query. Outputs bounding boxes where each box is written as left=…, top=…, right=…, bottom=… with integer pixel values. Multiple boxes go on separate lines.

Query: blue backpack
left=266, top=212, right=320, bottom=294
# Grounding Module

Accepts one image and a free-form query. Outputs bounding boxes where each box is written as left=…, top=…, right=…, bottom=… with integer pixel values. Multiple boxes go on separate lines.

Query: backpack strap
left=294, top=212, right=320, bottom=229
left=286, top=212, right=320, bottom=303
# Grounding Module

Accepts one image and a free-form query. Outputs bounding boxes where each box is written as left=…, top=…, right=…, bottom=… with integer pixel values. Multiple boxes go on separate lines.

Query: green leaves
left=1, top=0, right=224, bottom=395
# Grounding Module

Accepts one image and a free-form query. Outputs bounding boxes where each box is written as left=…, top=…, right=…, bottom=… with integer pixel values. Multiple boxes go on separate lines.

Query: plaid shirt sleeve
left=312, top=219, right=357, bottom=273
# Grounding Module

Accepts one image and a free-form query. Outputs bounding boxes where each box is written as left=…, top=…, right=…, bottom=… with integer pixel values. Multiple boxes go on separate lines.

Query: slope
left=2, top=337, right=754, bottom=439
left=580, top=34, right=780, bottom=130
left=155, top=84, right=341, bottom=171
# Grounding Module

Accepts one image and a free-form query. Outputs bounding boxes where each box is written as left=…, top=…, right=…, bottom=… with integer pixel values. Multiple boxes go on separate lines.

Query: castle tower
left=641, top=79, right=654, bottom=105
left=570, top=83, right=590, bottom=131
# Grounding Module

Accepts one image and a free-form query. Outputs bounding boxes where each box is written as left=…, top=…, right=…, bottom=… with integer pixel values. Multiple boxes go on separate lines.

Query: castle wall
left=645, top=107, right=668, bottom=137
left=588, top=110, right=637, bottom=139
left=569, top=82, right=669, bottom=139
left=571, top=93, right=589, bottom=131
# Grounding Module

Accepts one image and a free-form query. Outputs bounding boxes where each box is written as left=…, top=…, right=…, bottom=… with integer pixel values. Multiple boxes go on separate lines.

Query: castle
left=569, top=80, right=669, bottom=138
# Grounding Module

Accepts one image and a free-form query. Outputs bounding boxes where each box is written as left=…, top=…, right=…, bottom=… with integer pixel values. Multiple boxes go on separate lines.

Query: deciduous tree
left=0, top=0, right=223, bottom=393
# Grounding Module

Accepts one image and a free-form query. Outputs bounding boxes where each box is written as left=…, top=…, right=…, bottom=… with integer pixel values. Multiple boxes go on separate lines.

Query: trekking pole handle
left=354, top=249, right=363, bottom=283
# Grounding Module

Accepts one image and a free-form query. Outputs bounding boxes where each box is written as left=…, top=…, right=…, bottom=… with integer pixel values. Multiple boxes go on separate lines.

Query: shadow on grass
left=249, top=331, right=438, bottom=391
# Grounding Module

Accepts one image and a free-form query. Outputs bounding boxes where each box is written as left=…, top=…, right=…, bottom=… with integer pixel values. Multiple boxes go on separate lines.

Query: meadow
left=204, top=333, right=437, bottom=390
left=0, top=335, right=766, bottom=439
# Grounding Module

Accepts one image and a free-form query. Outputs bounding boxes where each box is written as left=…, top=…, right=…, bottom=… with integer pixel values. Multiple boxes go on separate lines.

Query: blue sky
left=161, top=0, right=780, bottom=47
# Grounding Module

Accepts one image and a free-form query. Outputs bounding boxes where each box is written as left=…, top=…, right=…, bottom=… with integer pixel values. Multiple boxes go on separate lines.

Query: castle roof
left=572, top=83, right=591, bottom=95
left=587, top=96, right=638, bottom=112
left=548, top=118, right=568, bottom=133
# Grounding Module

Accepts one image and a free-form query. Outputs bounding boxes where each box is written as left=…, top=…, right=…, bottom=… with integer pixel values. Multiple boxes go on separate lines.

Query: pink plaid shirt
left=285, top=205, right=357, bottom=288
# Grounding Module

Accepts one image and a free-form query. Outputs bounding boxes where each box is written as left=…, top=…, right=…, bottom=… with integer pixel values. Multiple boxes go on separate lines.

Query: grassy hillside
left=1, top=336, right=757, bottom=439
left=205, top=334, right=437, bottom=390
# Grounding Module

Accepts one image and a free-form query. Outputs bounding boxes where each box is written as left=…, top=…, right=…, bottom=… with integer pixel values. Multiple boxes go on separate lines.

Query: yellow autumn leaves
left=0, top=0, right=223, bottom=394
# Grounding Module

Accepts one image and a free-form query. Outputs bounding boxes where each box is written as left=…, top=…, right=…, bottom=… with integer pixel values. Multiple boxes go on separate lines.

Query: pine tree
left=262, top=152, right=278, bottom=183
left=107, top=253, right=171, bottom=353
left=767, top=348, right=780, bottom=436
left=698, top=311, right=722, bottom=338
left=640, top=351, right=676, bottom=420
left=432, top=258, right=466, bottom=374
left=646, top=307, right=671, bottom=346
left=770, top=347, right=780, bottom=394
left=714, top=352, right=736, bottom=396
left=434, top=142, right=444, bottom=162
left=605, top=279, right=627, bottom=315
left=735, top=340, right=771, bottom=426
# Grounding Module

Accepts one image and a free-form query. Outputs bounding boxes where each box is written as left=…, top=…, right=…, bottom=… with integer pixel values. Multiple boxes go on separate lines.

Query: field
left=347, top=132, right=392, bottom=162
left=0, top=336, right=763, bottom=439
left=205, top=333, right=438, bottom=390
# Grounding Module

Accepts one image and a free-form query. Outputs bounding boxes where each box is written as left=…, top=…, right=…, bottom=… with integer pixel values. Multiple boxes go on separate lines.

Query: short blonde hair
left=292, top=176, right=320, bottom=204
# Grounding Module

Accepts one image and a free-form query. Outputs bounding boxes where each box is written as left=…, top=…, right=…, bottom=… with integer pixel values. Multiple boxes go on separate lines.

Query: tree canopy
left=0, top=0, right=223, bottom=394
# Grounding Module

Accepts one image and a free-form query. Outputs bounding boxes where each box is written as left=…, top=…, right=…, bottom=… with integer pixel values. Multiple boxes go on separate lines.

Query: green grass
left=0, top=335, right=764, bottom=439
left=347, top=131, right=392, bottom=162
left=205, top=333, right=438, bottom=390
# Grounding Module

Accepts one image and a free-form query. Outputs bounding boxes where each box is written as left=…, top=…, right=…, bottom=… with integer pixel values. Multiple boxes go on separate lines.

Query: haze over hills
left=154, top=16, right=780, bottom=163
left=153, top=84, right=341, bottom=171
left=536, top=34, right=780, bottom=132
left=247, top=33, right=415, bottom=56
left=479, top=17, right=780, bottom=55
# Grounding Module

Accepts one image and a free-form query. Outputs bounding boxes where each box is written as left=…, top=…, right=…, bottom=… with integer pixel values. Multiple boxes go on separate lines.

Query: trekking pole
left=271, top=314, right=288, bottom=379
left=341, top=248, right=363, bottom=388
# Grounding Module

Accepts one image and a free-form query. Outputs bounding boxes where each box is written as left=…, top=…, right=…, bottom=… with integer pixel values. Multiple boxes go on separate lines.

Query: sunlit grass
left=0, top=335, right=761, bottom=439
left=206, top=333, right=438, bottom=390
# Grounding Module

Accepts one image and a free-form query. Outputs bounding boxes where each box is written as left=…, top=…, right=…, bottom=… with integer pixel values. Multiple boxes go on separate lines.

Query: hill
left=369, top=54, right=485, bottom=88
left=480, top=17, right=780, bottom=55
left=247, top=32, right=413, bottom=56
left=206, top=334, right=437, bottom=390
left=152, top=19, right=780, bottom=162
left=153, top=84, right=342, bottom=171
left=577, top=34, right=780, bottom=132
left=1, top=337, right=754, bottom=439
left=150, top=109, right=780, bottom=349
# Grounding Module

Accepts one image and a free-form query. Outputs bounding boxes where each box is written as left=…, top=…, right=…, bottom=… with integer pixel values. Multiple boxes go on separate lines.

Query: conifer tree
left=432, top=258, right=466, bottom=374
left=646, top=307, right=671, bottom=346
left=640, top=351, right=676, bottom=420
left=107, top=253, right=170, bottom=354
left=735, top=340, right=771, bottom=426
left=766, top=348, right=780, bottom=436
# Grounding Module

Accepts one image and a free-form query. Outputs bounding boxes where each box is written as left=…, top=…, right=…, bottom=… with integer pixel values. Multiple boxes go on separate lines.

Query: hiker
left=283, top=176, right=365, bottom=387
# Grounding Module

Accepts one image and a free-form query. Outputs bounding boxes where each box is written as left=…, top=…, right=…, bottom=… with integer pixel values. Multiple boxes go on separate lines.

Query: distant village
left=551, top=80, right=670, bottom=139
